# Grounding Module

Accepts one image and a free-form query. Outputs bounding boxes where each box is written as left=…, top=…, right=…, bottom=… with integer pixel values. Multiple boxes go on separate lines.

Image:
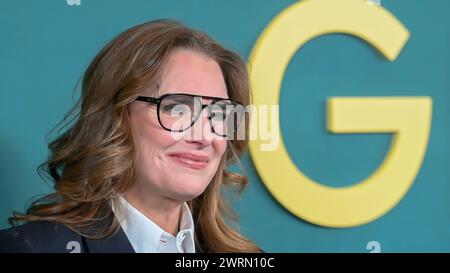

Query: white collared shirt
left=113, top=194, right=195, bottom=253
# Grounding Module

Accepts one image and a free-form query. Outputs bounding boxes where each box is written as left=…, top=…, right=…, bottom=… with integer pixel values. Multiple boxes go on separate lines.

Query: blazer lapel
left=83, top=225, right=135, bottom=253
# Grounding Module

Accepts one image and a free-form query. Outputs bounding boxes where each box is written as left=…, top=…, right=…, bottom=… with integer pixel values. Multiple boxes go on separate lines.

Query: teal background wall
left=1, top=0, right=449, bottom=252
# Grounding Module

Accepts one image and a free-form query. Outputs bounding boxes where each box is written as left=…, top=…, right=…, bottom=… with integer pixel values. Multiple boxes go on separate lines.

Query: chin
left=171, top=190, right=204, bottom=203
left=170, top=180, right=210, bottom=201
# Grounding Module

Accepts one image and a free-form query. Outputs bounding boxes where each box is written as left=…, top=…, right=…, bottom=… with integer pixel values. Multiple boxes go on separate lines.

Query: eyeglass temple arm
left=135, top=96, right=160, bottom=104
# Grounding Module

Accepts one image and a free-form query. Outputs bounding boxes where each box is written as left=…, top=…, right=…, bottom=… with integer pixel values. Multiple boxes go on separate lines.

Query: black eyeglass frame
left=134, top=92, right=244, bottom=136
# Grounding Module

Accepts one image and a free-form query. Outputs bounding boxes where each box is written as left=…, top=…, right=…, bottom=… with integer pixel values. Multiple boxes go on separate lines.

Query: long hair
left=10, top=19, right=260, bottom=252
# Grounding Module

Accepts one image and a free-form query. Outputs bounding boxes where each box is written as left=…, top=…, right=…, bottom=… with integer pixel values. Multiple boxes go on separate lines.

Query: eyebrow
left=160, top=92, right=230, bottom=100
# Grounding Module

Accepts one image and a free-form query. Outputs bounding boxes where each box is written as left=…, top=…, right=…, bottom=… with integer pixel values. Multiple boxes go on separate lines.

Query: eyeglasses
left=134, top=93, right=245, bottom=137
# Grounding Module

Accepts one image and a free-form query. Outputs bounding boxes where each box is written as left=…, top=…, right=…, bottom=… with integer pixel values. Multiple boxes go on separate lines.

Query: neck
left=123, top=183, right=182, bottom=236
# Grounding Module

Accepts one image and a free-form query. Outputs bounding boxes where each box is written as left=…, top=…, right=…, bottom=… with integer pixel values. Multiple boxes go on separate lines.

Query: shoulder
left=0, top=221, right=85, bottom=253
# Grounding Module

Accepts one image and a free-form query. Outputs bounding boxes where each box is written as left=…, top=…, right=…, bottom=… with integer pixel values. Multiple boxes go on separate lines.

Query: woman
left=0, top=19, right=261, bottom=253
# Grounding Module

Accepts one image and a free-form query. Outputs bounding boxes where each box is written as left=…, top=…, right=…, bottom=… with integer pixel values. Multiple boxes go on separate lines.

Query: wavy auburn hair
left=10, top=19, right=260, bottom=252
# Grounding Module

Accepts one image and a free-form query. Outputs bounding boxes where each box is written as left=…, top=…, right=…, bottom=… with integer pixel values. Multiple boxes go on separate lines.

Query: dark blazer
left=0, top=221, right=135, bottom=253
left=0, top=219, right=264, bottom=253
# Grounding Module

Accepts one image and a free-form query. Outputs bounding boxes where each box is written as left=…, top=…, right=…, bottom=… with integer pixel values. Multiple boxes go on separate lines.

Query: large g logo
left=248, top=0, right=432, bottom=227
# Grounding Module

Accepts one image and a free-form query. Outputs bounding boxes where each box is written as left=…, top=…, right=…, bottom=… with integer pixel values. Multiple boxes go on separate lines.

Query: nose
left=183, top=106, right=215, bottom=145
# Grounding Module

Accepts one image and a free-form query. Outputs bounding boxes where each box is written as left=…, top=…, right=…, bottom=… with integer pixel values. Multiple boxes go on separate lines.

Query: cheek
left=212, top=139, right=228, bottom=162
left=137, top=128, right=177, bottom=165
left=129, top=108, right=176, bottom=164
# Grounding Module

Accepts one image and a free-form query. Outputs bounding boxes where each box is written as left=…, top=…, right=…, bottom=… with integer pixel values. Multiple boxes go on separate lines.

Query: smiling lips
left=168, top=152, right=209, bottom=170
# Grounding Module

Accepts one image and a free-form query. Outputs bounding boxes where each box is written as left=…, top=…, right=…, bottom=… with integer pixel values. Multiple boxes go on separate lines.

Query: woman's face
left=127, top=49, right=228, bottom=202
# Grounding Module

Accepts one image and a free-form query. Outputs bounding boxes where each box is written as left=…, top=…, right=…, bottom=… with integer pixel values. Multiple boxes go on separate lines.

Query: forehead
left=156, top=49, right=228, bottom=99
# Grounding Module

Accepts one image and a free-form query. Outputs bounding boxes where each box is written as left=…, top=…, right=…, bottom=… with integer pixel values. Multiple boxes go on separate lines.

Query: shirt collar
left=113, top=194, right=195, bottom=253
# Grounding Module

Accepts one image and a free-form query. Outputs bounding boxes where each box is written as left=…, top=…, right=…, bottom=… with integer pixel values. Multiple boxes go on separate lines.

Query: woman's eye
left=163, top=104, right=182, bottom=111
left=162, top=104, right=191, bottom=117
left=162, top=104, right=178, bottom=111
